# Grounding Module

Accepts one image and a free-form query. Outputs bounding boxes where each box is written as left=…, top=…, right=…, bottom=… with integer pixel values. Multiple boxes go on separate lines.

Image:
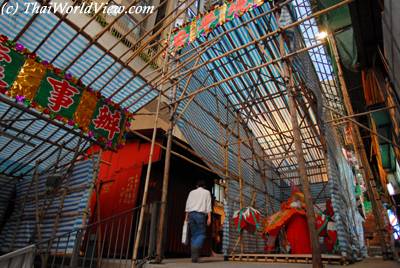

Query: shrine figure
left=263, top=189, right=311, bottom=254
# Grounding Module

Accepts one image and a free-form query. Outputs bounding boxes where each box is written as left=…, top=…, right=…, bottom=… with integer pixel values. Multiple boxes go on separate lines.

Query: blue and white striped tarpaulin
left=0, top=158, right=95, bottom=253
left=0, top=0, right=157, bottom=112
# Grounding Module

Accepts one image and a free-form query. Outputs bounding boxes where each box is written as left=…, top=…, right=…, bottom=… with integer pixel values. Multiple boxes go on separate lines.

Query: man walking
left=185, top=179, right=212, bottom=263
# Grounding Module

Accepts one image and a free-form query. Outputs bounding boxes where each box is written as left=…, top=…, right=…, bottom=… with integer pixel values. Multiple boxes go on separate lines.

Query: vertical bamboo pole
left=277, top=5, right=322, bottom=264
left=131, top=89, right=162, bottom=267
left=42, top=139, right=83, bottom=268
left=286, top=61, right=323, bottom=268
left=131, top=18, right=175, bottom=264
left=9, top=160, right=41, bottom=251
left=94, top=150, right=103, bottom=268
left=155, top=82, right=177, bottom=263
left=34, top=160, right=42, bottom=244
left=223, top=104, right=231, bottom=259
left=236, top=114, right=244, bottom=254
left=81, top=150, right=102, bottom=234
left=328, top=33, right=389, bottom=256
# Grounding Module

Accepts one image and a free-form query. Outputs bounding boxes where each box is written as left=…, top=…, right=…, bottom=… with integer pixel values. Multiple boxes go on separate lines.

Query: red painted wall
left=86, top=140, right=162, bottom=256
left=88, top=140, right=161, bottom=221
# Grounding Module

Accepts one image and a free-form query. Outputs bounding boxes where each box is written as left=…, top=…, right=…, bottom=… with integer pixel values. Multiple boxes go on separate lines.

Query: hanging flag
left=89, top=101, right=126, bottom=146
left=171, top=25, right=190, bottom=50
left=0, top=43, right=25, bottom=92
left=170, top=0, right=265, bottom=50
left=34, top=71, right=83, bottom=118
left=197, top=8, right=219, bottom=37
left=228, top=0, right=253, bottom=18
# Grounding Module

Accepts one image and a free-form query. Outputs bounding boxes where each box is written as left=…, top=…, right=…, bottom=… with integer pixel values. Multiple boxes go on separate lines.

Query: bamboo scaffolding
left=40, top=139, right=87, bottom=267
left=277, top=3, right=322, bottom=266
left=8, top=161, right=41, bottom=251
left=122, top=0, right=350, bottom=108
left=327, top=33, right=390, bottom=256
left=131, top=12, right=177, bottom=264
left=0, top=0, right=361, bottom=264
left=155, top=82, right=177, bottom=263
left=131, top=90, right=162, bottom=267
left=158, top=0, right=353, bottom=88
left=285, top=52, right=323, bottom=268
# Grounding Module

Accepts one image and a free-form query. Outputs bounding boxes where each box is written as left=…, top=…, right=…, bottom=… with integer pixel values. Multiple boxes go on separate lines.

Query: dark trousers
left=188, top=212, right=206, bottom=248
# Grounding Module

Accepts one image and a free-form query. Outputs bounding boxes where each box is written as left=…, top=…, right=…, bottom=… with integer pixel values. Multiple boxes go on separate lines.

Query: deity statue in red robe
left=263, top=189, right=312, bottom=254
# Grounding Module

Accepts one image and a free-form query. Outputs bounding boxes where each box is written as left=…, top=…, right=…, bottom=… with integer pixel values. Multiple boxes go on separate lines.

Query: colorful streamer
left=170, top=0, right=266, bottom=50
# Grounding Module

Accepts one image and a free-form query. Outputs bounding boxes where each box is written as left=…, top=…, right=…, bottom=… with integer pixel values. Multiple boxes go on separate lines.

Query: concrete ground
left=144, top=256, right=400, bottom=268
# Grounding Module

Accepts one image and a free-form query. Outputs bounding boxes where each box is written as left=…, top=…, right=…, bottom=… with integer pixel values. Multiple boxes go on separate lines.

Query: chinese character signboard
left=170, top=0, right=265, bottom=50
left=35, top=72, right=83, bottom=118
left=0, top=35, right=133, bottom=150
left=90, top=101, right=126, bottom=147
left=0, top=43, right=25, bottom=92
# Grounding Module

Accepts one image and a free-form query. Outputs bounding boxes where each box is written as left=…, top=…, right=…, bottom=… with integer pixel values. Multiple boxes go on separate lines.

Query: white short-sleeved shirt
left=185, top=187, right=212, bottom=214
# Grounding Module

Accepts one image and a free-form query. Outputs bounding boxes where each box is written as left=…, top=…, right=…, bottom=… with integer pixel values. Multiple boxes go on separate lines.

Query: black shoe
left=191, top=247, right=199, bottom=263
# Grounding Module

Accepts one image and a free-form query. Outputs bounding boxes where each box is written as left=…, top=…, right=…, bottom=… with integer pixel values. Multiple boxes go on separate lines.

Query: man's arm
left=185, top=192, right=192, bottom=222
left=206, top=191, right=212, bottom=226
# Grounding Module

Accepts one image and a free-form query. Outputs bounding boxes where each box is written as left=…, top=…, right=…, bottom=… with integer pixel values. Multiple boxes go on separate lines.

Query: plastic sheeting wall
left=0, top=176, right=15, bottom=226
left=0, top=158, right=95, bottom=253
left=175, top=59, right=278, bottom=254
left=325, top=127, right=366, bottom=259
left=222, top=178, right=281, bottom=255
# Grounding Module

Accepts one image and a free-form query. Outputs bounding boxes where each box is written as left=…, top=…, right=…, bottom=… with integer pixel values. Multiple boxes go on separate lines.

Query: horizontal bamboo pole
left=170, top=41, right=326, bottom=105
left=164, top=0, right=353, bottom=83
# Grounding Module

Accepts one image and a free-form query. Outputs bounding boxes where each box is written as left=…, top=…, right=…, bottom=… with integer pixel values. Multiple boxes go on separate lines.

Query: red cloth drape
left=286, top=214, right=312, bottom=254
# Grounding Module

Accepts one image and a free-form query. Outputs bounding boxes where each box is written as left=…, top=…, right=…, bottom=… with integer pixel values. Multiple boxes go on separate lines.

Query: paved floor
left=144, top=257, right=400, bottom=268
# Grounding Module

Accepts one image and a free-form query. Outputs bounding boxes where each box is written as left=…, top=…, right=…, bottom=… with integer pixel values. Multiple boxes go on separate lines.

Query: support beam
left=279, top=9, right=322, bottom=265
left=286, top=63, right=322, bottom=268
left=155, top=83, right=177, bottom=263
left=131, top=90, right=162, bottom=267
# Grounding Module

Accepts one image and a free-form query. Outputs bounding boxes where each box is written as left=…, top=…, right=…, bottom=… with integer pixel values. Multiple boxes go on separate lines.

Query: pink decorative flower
left=67, top=119, right=75, bottom=126
left=88, top=131, right=94, bottom=138
left=16, top=95, right=25, bottom=103
left=65, top=73, right=72, bottom=80
left=15, top=43, right=24, bottom=52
